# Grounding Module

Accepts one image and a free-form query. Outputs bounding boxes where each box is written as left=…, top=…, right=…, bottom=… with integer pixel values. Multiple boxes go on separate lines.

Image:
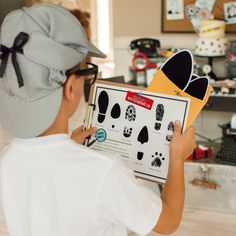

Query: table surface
left=129, top=208, right=236, bottom=236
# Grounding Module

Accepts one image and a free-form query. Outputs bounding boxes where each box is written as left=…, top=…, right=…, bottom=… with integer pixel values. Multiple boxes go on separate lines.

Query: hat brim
left=87, top=41, right=107, bottom=59
left=0, top=87, right=63, bottom=138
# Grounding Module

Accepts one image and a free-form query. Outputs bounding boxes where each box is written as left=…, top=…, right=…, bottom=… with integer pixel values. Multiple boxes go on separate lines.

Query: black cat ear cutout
left=184, top=77, right=209, bottom=100
left=111, top=103, right=121, bottom=119
left=137, top=126, right=149, bottom=144
left=167, top=121, right=174, bottom=131
left=161, top=50, right=193, bottom=90
left=161, top=50, right=209, bottom=101
left=97, top=90, right=109, bottom=123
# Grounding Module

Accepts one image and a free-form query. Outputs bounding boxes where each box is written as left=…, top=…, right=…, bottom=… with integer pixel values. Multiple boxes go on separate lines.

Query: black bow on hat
left=0, top=32, right=29, bottom=88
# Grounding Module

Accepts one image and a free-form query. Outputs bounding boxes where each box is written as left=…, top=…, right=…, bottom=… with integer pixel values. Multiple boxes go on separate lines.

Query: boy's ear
left=161, top=50, right=193, bottom=90
left=63, top=74, right=77, bottom=101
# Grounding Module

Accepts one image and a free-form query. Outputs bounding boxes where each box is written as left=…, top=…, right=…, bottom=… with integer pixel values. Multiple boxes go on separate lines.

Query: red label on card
left=125, top=91, right=154, bottom=110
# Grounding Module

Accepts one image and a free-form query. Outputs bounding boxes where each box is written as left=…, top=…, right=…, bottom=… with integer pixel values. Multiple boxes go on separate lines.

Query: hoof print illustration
left=123, top=126, right=132, bottom=138
left=151, top=152, right=165, bottom=167
left=137, top=152, right=144, bottom=160
left=111, top=103, right=121, bottom=119
left=125, top=105, right=136, bottom=121
left=155, top=104, right=164, bottom=131
left=97, top=90, right=109, bottom=123
left=166, top=134, right=172, bottom=142
left=167, top=121, right=174, bottom=132
left=137, top=126, right=149, bottom=144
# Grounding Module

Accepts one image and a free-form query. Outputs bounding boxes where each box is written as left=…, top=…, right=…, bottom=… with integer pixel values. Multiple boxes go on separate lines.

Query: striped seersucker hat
left=0, top=3, right=106, bottom=138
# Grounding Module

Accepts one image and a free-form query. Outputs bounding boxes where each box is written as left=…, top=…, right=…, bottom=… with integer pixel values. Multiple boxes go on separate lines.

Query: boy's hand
left=170, top=120, right=196, bottom=163
left=71, top=125, right=97, bottom=145
left=154, top=121, right=195, bottom=234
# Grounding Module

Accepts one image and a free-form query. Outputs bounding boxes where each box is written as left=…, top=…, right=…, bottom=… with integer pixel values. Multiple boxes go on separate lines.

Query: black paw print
left=151, top=152, right=165, bottom=167
left=125, top=105, right=136, bottom=121
left=123, top=126, right=132, bottom=138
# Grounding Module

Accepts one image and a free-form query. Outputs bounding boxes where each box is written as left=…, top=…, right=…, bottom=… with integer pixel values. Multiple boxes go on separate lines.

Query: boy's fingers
left=173, top=120, right=181, bottom=134
left=72, top=125, right=84, bottom=134
left=82, top=127, right=97, bottom=138
left=77, top=125, right=84, bottom=131
left=185, top=126, right=196, bottom=135
left=190, top=126, right=196, bottom=133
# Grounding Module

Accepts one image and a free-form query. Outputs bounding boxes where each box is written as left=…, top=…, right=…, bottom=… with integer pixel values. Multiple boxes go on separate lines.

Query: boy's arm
left=153, top=121, right=196, bottom=234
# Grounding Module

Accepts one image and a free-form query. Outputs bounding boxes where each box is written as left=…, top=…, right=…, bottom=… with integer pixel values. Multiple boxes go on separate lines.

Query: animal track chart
left=86, top=81, right=190, bottom=183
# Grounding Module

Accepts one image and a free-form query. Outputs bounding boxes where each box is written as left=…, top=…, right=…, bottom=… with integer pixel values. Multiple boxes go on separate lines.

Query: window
left=96, top=0, right=112, bottom=59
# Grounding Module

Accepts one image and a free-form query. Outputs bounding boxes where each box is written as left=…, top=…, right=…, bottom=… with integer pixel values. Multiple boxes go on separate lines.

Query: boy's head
left=0, top=3, right=105, bottom=138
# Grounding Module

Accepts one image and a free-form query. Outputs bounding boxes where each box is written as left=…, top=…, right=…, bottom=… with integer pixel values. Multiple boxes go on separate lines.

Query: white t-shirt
left=0, top=134, right=162, bottom=236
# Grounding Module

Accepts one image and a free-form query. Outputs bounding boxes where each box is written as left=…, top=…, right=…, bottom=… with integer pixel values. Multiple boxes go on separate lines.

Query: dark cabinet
left=204, top=96, right=236, bottom=112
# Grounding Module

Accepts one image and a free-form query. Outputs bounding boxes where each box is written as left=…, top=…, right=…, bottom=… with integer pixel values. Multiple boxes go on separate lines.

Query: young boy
left=0, top=3, right=196, bottom=236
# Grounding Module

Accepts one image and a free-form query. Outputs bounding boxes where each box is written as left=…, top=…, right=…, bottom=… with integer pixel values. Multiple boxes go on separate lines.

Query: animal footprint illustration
left=167, top=121, right=174, bottom=131
left=97, top=90, right=109, bottom=123
left=165, top=134, right=172, bottom=142
left=151, top=152, right=165, bottom=167
left=111, top=103, right=121, bottom=119
left=137, top=126, right=149, bottom=144
left=161, top=50, right=192, bottom=91
left=125, top=105, right=136, bottom=121
left=166, top=121, right=174, bottom=142
left=137, top=151, right=144, bottom=160
left=155, top=104, right=164, bottom=131
left=123, top=127, right=132, bottom=138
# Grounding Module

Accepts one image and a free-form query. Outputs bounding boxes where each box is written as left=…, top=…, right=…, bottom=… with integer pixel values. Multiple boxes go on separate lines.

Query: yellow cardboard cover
left=147, top=69, right=212, bottom=128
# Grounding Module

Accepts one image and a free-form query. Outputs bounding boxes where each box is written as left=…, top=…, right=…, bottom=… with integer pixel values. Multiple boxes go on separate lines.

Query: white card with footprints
left=86, top=82, right=190, bottom=183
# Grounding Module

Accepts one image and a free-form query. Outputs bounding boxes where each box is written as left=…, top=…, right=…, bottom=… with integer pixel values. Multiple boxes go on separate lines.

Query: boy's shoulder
left=2, top=137, right=120, bottom=181
left=59, top=139, right=124, bottom=182
left=63, top=138, right=118, bottom=169
left=2, top=137, right=116, bottom=170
